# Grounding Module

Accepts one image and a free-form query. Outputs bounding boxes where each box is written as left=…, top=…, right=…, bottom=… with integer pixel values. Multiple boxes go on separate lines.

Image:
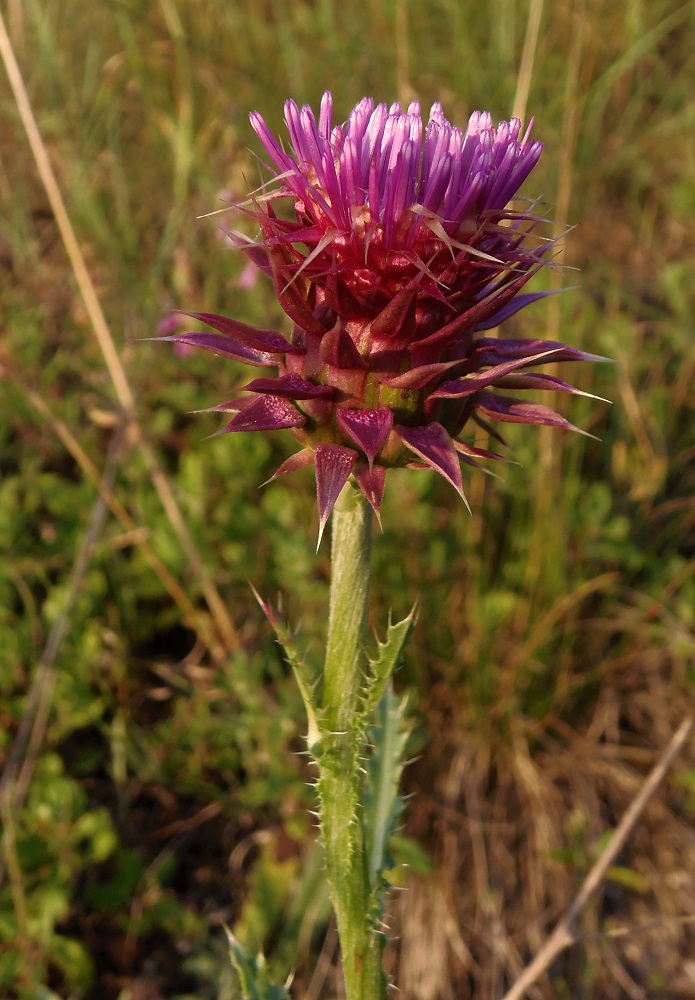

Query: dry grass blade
left=0, top=8, right=239, bottom=655
left=395, top=0, right=411, bottom=106
left=305, top=922, right=339, bottom=1000
left=0, top=789, right=31, bottom=977
left=511, top=0, right=589, bottom=642
left=466, top=0, right=546, bottom=578
left=512, top=0, right=545, bottom=124
left=578, top=913, right=695, bottom=944
left=501, top=713, right=695, bottom=1000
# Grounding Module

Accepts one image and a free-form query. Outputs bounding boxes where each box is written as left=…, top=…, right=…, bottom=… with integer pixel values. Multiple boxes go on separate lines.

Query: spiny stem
left=319, top=480, right=386, bottom=1000
left=323, top=480, right=372, bottom=732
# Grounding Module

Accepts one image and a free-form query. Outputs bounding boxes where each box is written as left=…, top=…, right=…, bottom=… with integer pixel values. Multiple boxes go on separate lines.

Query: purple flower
left=163, top=93, right=600, bottom=534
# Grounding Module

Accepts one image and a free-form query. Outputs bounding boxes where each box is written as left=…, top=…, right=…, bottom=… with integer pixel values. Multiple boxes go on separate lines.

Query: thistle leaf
left=362, top=608, right=415, bottom=717
left=252, top=587, right=321, bottom=750
left=364, top=685, right=410, bottom=889
left=226, top=931, right=288, bottom=1000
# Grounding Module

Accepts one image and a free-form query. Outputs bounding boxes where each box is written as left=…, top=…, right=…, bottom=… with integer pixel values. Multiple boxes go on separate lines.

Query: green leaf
left=227, top=932, right=288, bottom=1000
left=605, top=865, right=650, bottom=894
left=72, top=808, right=118, bottom=864
left=363, top=685, right=410, bottom=890
left=362, top=608, right=415, bottom=718
left=388, top=833, right=434, bottom=876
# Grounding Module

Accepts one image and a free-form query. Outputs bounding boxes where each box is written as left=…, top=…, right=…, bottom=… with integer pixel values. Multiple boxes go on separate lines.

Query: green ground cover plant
left=1, top=1, right=694, bottom=998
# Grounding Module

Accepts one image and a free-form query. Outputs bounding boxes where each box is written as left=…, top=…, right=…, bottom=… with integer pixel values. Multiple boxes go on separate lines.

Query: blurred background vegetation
left=1, top=0, right=694, bottom=997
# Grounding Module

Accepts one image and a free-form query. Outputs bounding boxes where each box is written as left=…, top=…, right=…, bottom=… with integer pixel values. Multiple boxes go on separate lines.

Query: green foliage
left=363, top=687, right=410, bottom=889
left=231, top=837, right=331, bottom=988
left=234, top=840, right=299, bottom=956
left=0, top=755, right=115, bottom=995
left=227, top=934, right=287, bottom=1000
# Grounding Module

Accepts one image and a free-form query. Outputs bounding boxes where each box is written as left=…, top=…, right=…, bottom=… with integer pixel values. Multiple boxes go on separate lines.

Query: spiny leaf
left=252, top=586, right=321, bottom=750
left=364, top=685, right=410, bottom=891
left=362, top=607, right=416, bottom=718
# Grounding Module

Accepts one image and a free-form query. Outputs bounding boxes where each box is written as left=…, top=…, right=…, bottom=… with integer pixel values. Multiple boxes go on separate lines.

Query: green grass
left=1, top=1, right=694, bottom=998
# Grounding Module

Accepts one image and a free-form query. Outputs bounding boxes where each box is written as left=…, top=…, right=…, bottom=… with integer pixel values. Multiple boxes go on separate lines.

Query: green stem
left=319, top=480, right=386, bottom=1000
left=323, top=481, right=372, bottom=731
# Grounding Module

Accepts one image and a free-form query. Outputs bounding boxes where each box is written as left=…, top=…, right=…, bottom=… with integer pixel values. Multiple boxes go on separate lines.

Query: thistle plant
left=162, top=93, right=599, bottom=1000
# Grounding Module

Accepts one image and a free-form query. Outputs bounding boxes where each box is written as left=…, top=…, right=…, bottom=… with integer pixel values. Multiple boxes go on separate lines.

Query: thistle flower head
left=163, top=93, right=600, bottom=535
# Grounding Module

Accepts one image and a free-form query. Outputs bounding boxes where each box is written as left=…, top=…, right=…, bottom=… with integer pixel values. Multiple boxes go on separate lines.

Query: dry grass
left=394, top=610, right=695, bottom=998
